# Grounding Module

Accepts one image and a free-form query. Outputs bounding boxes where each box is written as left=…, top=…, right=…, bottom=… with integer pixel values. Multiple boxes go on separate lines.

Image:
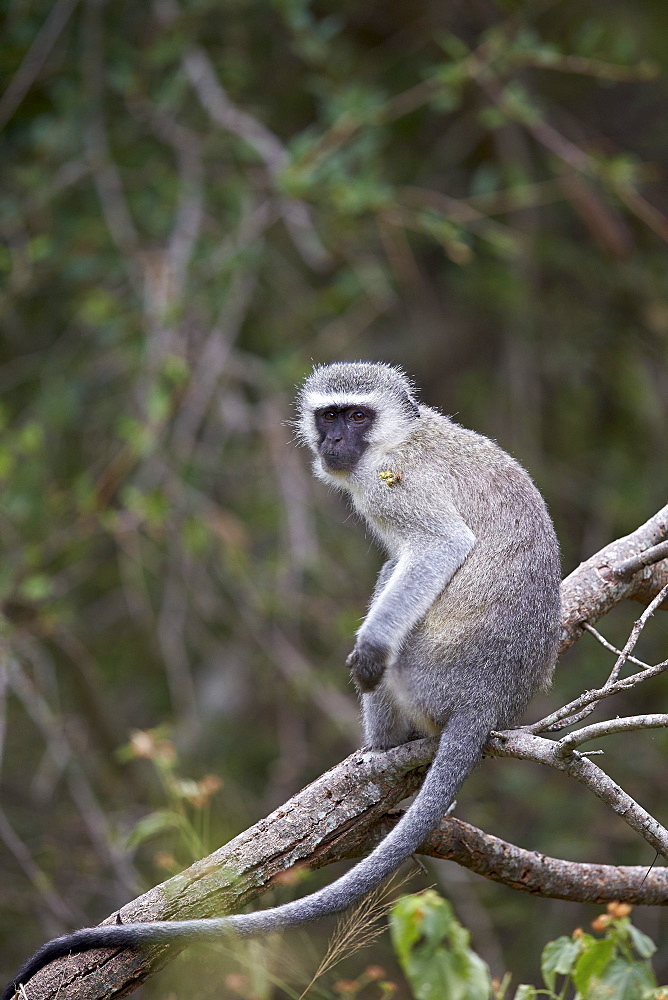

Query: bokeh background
left=2, top=0, right=668, bottom=995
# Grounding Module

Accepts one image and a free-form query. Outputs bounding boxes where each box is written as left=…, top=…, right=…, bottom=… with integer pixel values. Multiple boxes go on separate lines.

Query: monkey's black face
left=315, top=406, right=375, bottom=472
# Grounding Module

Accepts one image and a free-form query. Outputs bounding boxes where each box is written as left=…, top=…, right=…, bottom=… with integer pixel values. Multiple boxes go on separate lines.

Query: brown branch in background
left=129, top=100, right=205, bottom=301
left=181, top=47, right=288, bottom=172
left=0, top=0, right=81, bottom=130
left=0, top=804, right=77, bottom=926
left=558, top=171, right=634, bottom=260
left=169, top=264, right=259, bottom=462
left=80, top=0, right=140, bottom=267
left=6, top=658, right=139, bottom=897
left=478, top=75, right=668, bottom=246
left=151, top=0, right=330, bottom=271
left=181, top=46, right=331, bottom=271
left=518, top=52, right=658, bottom=82
left=615, top=183, right=668, bottom=245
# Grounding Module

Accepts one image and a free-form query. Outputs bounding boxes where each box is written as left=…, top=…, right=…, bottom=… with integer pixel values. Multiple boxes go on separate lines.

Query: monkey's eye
left=321, top=409, right=338, bottom=421
left=349, top=410, right=367, bottom=423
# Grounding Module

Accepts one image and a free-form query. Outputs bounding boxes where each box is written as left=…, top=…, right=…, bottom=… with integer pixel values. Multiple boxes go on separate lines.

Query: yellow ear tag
left=378, top=469, right=402, bottom=487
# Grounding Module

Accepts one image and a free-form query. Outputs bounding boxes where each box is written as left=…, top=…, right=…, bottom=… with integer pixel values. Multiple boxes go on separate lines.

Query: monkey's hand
left=346, top=640, right=390, bottom=693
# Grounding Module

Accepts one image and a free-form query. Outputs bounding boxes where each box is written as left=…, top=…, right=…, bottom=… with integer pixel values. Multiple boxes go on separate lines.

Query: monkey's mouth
left=320, top=450, right=356, bottom=472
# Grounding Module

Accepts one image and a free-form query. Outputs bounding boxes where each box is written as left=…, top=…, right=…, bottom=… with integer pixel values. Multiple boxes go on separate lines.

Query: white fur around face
left=302, top=390, right=379, bottom=411
left=296, top=362, right=422, bottom=485
left=366, top=406, right=417, bottom=452
left=298, top=387, right=418, bottom=475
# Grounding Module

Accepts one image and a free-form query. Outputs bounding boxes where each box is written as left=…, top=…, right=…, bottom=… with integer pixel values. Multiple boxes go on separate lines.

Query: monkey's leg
left=362, top=686, right=418, bottom=751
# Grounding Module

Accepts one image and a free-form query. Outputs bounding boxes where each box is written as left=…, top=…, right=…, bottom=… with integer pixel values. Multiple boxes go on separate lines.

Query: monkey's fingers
left=346, top=642, right=389, bottom=692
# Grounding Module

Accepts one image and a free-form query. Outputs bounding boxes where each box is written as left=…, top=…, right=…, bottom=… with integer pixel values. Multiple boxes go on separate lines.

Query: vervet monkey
left=3, top=361, right=561, bottom=999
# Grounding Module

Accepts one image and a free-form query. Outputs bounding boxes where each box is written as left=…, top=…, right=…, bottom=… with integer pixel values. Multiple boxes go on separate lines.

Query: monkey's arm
left=348, top=520, right=475, bottom=691
left=370, top=558, right=398, bottom=597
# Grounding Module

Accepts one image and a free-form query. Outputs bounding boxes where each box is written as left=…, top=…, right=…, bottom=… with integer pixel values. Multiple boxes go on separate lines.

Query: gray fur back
left=349, top=405, right=561, bottom=732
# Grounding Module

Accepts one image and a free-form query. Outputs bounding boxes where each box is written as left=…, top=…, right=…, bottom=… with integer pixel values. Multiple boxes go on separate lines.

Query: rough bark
left=559, top=502, right=668, bottom=654
left=403, top=815, right=668, bottom=905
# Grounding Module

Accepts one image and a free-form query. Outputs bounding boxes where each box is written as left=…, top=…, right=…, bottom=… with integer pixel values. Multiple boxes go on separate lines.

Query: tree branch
left=559, top=502, right=668, bottom=654
left=12, top=504, right=668, bottom=999
left=488, top=730, right=668, bottom=858
left=150, top=0, right=331, bottom=272
left=530, top=581, right=668, bottom=733
left=556, top=714, right=668, bottom=753
left=18, top=729, right=668, bottom=999
left=615, top=540, right=668, bottom=579
left=399, top=814, right=668, bottom=906
left=0, top=0, right=80, bottom=130
left=14, top=741, right=437, bottom=1000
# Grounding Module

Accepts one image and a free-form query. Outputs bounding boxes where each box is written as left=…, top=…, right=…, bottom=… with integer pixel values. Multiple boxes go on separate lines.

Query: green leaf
left=628, top=924, right=657, bottom=960
left=117, top=416, right=154, bottom=456
left=18, top=422, right=44, bottom=454
left=541, top=936, right=581, bottom=991
left=390, top=891, right=491, bottom=1000
left=19, top=574, right=52, bottom=601
left=573, top=938, right=615, bottom=994
left=147, top=383, right=171, bottom=424
left=511, top=987, right=536, bottom=1000
left=587, top=958, right=656, bottom=1000
left=478, top=106, right=508, bottom=130
left=500, top=82, right=542, bottom=126
left=436, top=33, right=470, bottom=60
left=0, top=446, right=15, bottom=479
left=126, top=810, right=189, bottom=849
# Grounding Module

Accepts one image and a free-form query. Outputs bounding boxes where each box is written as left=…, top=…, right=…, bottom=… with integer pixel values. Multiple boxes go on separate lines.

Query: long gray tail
left=3, top=717, right=489, bottom=1000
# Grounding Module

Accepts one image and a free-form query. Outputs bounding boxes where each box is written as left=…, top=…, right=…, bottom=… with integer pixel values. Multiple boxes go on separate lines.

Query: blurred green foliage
left=390, top=893, right=665, bottom=1000
left=1, top=0, right=667, bottom=994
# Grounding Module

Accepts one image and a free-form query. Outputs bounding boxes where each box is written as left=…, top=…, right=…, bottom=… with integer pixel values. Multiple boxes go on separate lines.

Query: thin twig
left=169, top=265, right=259, bottom=462
left=518, top=52, right=658, bottom=82
left=146, top=0, right=335, bottom=274
left=490, top=729, right=668, bottom=858
left=0, top=805, right=78, bottom=925
left=529, top=581, right=668, bottom=733
left=557, top=714, right=668, bottom=754
left=559, top=502, right=668, bottom=653
left=605, top=581, right=668, bottom=685
left=8, top=657, right=139, bottom=892
left=582, top=622, right=652, bottom=670
left=527, top=658, right=668, bottom=734
left=133, top=100, right=204, bottom=300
